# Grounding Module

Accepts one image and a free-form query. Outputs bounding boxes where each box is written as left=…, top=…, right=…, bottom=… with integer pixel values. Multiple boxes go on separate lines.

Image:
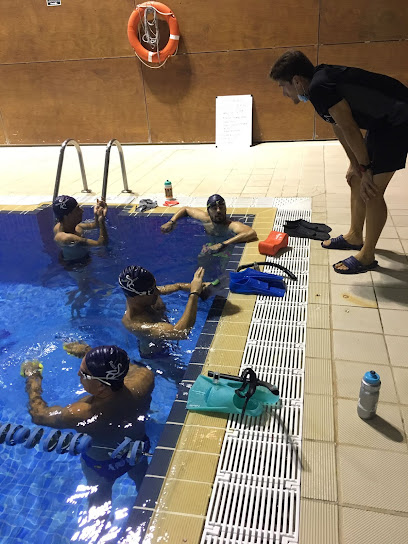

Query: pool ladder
left=52, top=138, right=133, bottom=202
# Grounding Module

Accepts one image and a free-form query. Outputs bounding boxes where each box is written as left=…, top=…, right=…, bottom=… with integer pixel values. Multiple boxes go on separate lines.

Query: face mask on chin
left=295, top=80, right=309, bottom=102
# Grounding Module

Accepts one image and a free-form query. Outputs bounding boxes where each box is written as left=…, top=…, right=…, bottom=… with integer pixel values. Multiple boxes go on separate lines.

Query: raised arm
left=55, top=215, right=108, bottom=247
left=123, top=268, right=205, bottom=340
left=161, top=207, right=209, bottom=233
left=78, top=199, right=108, bottom=230
left=21, top=360, right=92, bottom=429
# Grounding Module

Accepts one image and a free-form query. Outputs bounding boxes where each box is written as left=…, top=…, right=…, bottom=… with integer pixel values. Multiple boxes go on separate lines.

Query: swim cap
left=118, top=266, right=156, bottom=297
left=85, top=345, right=129, bottom=390
left=53, top=195, right=78, bottom=221
left=207, top=194, right=225, bottom=209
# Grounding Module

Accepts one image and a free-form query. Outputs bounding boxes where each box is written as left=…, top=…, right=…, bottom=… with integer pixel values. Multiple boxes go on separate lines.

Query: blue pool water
left=0, top=206, right=224, bottom=543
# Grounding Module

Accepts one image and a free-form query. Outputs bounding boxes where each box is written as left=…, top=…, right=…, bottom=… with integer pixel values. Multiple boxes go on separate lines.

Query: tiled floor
left=2, top=140, right=408, bottom=543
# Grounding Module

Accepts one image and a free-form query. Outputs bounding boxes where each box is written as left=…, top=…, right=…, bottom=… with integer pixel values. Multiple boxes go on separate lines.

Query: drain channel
left=201, top=198, right=311, bottom=544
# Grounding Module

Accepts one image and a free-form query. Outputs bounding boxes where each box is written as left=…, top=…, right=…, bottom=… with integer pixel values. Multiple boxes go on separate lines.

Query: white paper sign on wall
left=47, top=0, right=61, bottom=6
left=215, top=94, right=253, bottom=148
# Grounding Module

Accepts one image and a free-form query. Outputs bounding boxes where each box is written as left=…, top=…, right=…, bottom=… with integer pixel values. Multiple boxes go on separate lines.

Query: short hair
left=270, top=51, right=315, bottom=83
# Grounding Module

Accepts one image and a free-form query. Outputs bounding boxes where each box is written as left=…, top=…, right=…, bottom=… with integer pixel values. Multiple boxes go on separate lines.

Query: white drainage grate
left=201, top=198, right=311, bottom=544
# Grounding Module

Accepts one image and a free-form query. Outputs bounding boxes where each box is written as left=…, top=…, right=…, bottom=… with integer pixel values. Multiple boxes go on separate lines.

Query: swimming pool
left=0, top=206, right=242, bottom=543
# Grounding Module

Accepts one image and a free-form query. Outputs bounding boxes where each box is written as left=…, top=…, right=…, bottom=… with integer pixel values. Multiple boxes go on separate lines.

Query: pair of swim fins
left=284, top=218, right=332, bottom=241
left=229, top=268, right=286, bottom=297
left=187, top=369, right=280, bottom=417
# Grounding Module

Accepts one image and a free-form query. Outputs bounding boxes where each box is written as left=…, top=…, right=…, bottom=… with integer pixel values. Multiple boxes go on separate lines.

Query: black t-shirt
left=309, top=64, right=408, bottom=130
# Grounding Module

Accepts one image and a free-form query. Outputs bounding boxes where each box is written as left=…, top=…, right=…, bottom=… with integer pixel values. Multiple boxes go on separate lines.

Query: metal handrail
left=101, top=139, right=132, bottom=201
left=52, top=139, right=91, bottom=202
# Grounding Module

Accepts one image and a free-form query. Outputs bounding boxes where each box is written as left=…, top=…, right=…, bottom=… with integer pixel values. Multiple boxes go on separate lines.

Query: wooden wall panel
left=0, top=0, right=134, bottom=63
left=315, top=41, right=408, bottom=139
left=320, top=0, right=408, bottom=44
left=174, top=0, right=318, bottom=53
left=0, top=113, right=6, bottom=144
left=143, top=48, right=317, bottom=143
left=0, top=58, right=148, bottom=145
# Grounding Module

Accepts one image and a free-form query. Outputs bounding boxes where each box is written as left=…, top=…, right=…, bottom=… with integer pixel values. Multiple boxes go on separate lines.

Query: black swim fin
left=284, top=219, right=331, bottom=233
left=284, top=225, right=330, bottom=241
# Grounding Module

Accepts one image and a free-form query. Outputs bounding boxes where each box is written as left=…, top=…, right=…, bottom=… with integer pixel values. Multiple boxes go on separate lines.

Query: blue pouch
left=229, top=269, right=286, bottom=297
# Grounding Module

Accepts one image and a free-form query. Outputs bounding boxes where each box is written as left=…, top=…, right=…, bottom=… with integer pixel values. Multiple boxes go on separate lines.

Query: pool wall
left=127, top=206, right=277, bottom=543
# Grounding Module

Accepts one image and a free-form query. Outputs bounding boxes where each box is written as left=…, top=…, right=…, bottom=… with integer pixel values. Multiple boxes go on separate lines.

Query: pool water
left=0, top=207, right=222, bottom=543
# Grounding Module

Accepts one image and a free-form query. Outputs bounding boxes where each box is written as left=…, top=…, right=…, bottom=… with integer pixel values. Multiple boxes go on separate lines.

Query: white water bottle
left=357, top=370, right=381, bottom=420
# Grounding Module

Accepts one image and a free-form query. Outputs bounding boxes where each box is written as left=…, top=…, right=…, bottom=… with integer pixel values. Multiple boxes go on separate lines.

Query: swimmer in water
left=160, top=194, right=258, bottom=254
left=119, top=265, right=207, bottom=359
left=21, top=345, right=154, bottom=516
left=53, top=195, right=109, bottom=315
left=53, top=195, right=108, bottom=263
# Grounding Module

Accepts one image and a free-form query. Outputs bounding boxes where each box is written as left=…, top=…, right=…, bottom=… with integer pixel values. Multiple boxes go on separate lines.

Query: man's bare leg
left=334, top=171, right=395, bottom=270
left=322, top=173, right=365, bottom=248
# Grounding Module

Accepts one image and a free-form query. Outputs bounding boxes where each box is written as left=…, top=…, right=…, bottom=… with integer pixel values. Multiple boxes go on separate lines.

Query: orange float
left=258, top=231, right=289, bottom=256
left=127, top=2, right=180, bottom=64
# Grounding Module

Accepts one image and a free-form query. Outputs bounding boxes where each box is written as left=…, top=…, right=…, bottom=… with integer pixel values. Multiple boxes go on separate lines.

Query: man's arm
left=55, top=216, right=108, bottom=247
left=328, top=99, right=377, bottom=200
left=222, top=222, right=257, bottom=246
left=123, top=268, right=204, bottom=340
left=157, top=283, right=191, bottom=295
left=78, top=200, right=108, bottom=230
left=161, top=207, right=209, bottom=233
left=332, top=124, right=359, bottom=167
left=24, top=370, right=92, bottom=429
left=207, top=222, right=258, bottom=253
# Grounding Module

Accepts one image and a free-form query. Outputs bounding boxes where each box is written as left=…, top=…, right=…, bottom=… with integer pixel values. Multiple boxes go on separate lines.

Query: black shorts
left=366, top=124, right=408, bottom=175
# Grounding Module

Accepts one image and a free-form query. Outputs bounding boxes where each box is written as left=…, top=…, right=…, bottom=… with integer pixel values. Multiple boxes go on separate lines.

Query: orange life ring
left=127, top=2, right=180, bottom=64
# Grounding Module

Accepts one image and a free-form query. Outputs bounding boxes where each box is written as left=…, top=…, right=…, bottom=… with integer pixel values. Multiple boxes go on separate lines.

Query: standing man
left=270, top=51, right=408, bottom=274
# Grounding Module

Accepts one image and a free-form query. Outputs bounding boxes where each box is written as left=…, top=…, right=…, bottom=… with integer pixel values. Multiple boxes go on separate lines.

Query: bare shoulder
left=229, top=219, right=252, bottom=232
left=186, top=206, right=210, bottom=222
left=126, top=365, right=155, bottom=395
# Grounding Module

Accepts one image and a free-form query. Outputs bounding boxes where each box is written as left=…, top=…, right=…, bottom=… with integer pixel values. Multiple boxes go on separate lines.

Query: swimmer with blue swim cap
left=119, top=265, right=207, bottom=359
left=160, top=193, right=258, bottom=254
left=22, top=343, right=154, bottom=512
left=53, top=195, right=108, bottom=262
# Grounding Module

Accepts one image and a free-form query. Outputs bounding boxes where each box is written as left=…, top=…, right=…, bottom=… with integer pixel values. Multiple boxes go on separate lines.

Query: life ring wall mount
left=127, top=2, right=180, bottom=67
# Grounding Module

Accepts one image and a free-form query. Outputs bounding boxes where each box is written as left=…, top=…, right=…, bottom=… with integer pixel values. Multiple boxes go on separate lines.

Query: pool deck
left=1, top=141, right=408, bottom=543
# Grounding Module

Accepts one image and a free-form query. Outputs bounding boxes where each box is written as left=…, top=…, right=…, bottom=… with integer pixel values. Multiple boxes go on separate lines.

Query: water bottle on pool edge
left=357, top=370, right=381, bottom=420
left=164, top=180, right=174, bottom=199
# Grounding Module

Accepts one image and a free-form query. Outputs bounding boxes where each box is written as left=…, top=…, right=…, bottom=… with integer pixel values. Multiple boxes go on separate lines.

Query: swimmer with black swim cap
left=119, top=265, right=207, bottom=358
left=160, top=193, right=257, bottom=254
left=53, top=195, right=108, bottom=262
left=22, top=343, right=154, bottom=512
